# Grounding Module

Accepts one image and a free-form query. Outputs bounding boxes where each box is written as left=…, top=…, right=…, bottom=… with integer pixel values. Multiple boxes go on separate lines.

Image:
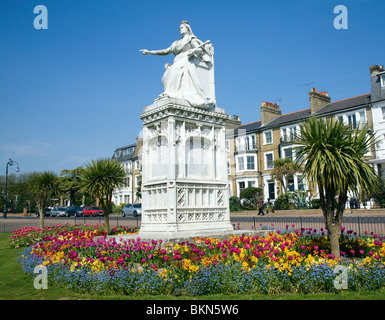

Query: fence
left=230, top=216, right=385, bottom=236
left=1, top=215, right=385, bottom=236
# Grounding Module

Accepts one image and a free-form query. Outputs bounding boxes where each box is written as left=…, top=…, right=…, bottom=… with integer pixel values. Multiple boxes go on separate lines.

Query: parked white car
left=121, top=204, right=142, bottom=217
left=56, top=207, right=67, bottom=217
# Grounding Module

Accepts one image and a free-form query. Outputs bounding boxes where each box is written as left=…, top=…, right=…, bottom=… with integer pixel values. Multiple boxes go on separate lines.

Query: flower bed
left=15, top=224, right=385, bottom=296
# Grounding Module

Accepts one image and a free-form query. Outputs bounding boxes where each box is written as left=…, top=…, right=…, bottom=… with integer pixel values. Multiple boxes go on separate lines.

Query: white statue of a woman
left=140, top=21, right=215, bottom=109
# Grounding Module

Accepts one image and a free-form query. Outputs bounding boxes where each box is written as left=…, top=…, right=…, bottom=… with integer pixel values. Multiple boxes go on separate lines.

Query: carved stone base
left=139, top=99, right=232, bottom=237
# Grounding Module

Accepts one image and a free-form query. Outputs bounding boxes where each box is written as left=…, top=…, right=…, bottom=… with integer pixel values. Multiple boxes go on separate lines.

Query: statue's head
left=180, top=21, right=194, bottom=37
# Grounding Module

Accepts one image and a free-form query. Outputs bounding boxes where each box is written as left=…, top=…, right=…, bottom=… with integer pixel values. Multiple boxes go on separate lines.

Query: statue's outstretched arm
left=140, top=46, right=172, bottom=56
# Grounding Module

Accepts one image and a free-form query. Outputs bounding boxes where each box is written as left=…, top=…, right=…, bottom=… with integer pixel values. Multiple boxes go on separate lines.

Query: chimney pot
left=309, top=88, right=331, bottom=114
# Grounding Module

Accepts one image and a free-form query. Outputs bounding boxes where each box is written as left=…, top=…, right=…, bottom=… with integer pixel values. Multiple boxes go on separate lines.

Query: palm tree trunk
left=328, top=224, right=341, bottom=258
left=104, top=214, right=109, bottom=234
left=319, top=183, right=342, bottom=258
left=38, top=204, right=44, bottom=229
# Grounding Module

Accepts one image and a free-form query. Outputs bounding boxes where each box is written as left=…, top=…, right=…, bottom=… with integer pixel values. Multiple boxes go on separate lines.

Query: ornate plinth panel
left=138, top=100, right=233, bottom=237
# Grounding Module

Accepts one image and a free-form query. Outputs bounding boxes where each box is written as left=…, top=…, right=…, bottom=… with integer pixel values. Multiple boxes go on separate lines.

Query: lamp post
left=3, top=159, right=19, bottom=219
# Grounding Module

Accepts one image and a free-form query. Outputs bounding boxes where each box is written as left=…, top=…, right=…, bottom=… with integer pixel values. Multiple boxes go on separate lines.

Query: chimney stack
left=370, top=64, right=384, bottom=75
left=225, top=114, right=242, bottom=130
left=309, top=88, right=331, bottom=114
left=261, top=101, right=281, bottom=125
left=370, top=64, right=385, bottom=103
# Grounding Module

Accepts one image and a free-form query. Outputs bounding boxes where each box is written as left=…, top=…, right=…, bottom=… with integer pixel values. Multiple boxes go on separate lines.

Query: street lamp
left=3, top=159, right=19, bottom=219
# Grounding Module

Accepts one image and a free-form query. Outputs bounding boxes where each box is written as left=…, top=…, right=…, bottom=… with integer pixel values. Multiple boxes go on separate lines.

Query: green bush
left=229, top=196, right=242, bottom=212
left=239, top=187, right=262, bottom=210
left=311, top=198, right=321, bottom=209
left=275, top=194, right=289, bottom=210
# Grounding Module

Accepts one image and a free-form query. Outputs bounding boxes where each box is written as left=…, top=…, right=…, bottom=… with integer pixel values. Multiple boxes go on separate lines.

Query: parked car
left=83, top=206, right=104, bottom=217
left=65, top=206, right=84, bottom=217
left=49, top=207, right=60, bottom=217
left=56, top=207, right=68, bottom=217
left=36, top=207, right=52, bottom=217
left=121, top=204, right=142, bottom=217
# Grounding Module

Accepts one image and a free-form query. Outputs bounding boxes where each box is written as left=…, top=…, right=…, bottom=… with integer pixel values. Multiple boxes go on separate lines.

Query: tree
left=29, top=171, right=61, bottom=229
left=240, top=187, right=262, bottom=210
left=272, top=158, right=301, bottom=194
left=79, top=158, right=126, bottom=233
left=295, top=116, right=378, bottom=258
left=60, top=166, right=84, bottom=206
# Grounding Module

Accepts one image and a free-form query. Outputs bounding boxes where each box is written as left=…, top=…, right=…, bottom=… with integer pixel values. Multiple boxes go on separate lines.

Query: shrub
left=239, top=187, right=261, bottom=210
left=229, top=196, right=242, bottom=212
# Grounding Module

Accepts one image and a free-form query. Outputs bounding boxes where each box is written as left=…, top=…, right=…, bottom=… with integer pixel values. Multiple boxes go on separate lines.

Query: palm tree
left=79, top=158, right=126, bottom=233
left=272, top=158, right=301, bottom=194
left=29, top=171, right=61, bottom=229
left=295, top=116, right=378, bottom=258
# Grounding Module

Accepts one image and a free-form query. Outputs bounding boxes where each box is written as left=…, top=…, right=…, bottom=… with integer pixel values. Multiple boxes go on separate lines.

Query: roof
left=112, top=143, right=137, bottom=162
left=234, top=93, right=372, bottom=134
left=315, top=93, right=371, bottom=115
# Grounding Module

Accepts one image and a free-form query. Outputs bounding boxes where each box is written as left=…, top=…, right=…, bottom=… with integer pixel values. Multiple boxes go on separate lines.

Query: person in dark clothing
left=257, top=198, right=265, bottom=216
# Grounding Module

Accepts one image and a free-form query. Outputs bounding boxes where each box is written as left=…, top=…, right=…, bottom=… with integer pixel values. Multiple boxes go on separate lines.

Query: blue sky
left=0, top=0, right=384, bottom=175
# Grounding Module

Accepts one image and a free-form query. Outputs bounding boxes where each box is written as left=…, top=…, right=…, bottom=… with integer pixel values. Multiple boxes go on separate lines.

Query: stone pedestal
left=138, top=97, right=233, bottom=239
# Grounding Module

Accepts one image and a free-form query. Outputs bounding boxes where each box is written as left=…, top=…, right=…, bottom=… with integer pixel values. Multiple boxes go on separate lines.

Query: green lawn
left=1, top=232, right=385, bottom=300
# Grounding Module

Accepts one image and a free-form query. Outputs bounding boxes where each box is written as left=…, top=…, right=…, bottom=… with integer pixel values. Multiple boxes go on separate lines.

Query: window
left=237, top=155, right=256, bottom=172
left=135, top=160, right=140, bottom=170
left=265, top=153, right=274, bottom=169
left=264, top=130, right=273, bottom=144
left=238, top=181, right=246, bottom=193
left=381, top=75, right=385, bottom=87
left=247, top=181, right=256, bottom=188
left=225, top=139, right=230, bottom=152
left=359, top=111, right=366, bottom=125
left=135, top=175, right=141, bottom=188
left=337, top=116, right=344, bottom=123
left=284, top=148, right=293, bottom=160
left=124, top=177, right=130, bottom=188
left=298, top=175, right=305, bottom=191
left=235, top=136, right=245, bottom=152
left=227, top=160, right=230, bottom=175
left=347, top=113, right=357, bottom=128
left=237, top=156, right=244, bottom=171
left=287, top=176, right=295, bottom=192
left=247, top=134, right=256, bottom=150
left=246, top=156, right=255, bottom=170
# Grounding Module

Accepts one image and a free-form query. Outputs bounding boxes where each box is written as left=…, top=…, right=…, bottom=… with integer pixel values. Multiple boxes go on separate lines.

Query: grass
left=1, top=232, right=385, bottom=300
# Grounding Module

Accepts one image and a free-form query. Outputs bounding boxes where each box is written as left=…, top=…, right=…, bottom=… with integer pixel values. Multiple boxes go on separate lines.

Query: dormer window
left=381, top=75, right=385, bottom=87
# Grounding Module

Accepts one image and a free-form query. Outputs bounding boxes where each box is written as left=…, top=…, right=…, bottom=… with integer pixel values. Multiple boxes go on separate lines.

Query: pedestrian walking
left=257, top=198, right=265, bottom=216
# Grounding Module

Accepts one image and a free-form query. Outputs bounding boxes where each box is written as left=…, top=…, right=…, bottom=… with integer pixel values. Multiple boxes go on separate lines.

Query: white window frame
left=236, top=154, right=257, bottom=172
left=347, top=113, right=357, bottom=128
left=135, top=160, right=140, bottom=170
left=283, top=147, right=293, bottom=160
left=225, top=139, right=230, bottom=152
left=236, top=179, right=258, bottom=197
left=265, top=152, right=274, bottom=170
left=227, top=159, right=231, bottom=175
left=381, top=75, right=385, bottom=87
left=236, top=156, right=245, bottom=171
left=263, top=130, right=273, bottom=145
left=246, top=134, right=256, bottom=150
left=135, top=175, right=141, bottom=188
left=246, top=155, right=255, bottom=170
